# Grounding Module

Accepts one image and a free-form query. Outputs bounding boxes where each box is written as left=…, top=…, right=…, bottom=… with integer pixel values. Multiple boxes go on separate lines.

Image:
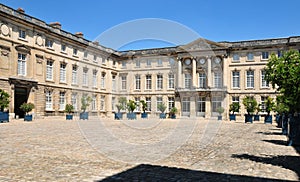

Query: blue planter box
left=0, top=112, right=9, bottom=123
left=80, top=112, right=89, bottom=120
left=141, top=112, right=148, bottom=119
left=229, top=114, right=236, bottom=121
left=245, top=114, right=253, bottom=123
left=169, top=114, right=176, bottom=119
left=276, top=115, right=282, bottom=128
left=264, top=115, right=272, bottom=124
left=253, top=115, right=260, bottom=121
left=288, top=113, right=300, bottom=146
left=159, top=113, right=166, bottom=119
left=127, top=113, right=136, bottom=120
left=282, top=114, right=288, bottom=135
left=66, top=114, right=73, bottom=120
left=115, top=113, right=123, bottom=120
left=217, top=116, right=222, bottom=121
left=24, top=114, right=33, bottom=121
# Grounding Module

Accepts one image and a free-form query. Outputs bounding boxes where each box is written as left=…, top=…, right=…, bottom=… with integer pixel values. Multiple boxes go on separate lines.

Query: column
left=207, top=57, right=212, bottom=87
left=192, top=58, right=197, bottom=87
left=190, top=96, right=196, bottom=118
left=106, top=94, right=112, bottom=119
left=177, top=58, right=182, bottom=88
left=205, top=95, right=211, bottom=118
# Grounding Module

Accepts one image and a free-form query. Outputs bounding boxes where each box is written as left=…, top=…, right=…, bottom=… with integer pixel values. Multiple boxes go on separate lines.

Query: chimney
left=49, top=22, right=62, bottom=29
left=17, top=7, right=25, bottom=13
left=75, top=32, right=84, bottom=38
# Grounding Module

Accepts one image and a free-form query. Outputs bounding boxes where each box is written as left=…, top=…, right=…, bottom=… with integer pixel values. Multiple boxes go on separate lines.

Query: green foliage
left=265, top=97, right=275, bottom=115
left=169, top=107, right=178, bottom=115
left=157, top=103, right=167, bottom=113
left=127, top=100, right=136, bottom=113
left=229, top=102, right=240, bottom=114
left=20, top=102, right=34, bottom=114
left=0, top=89, right=10, bottom=112
left=255, top=104, right=261, bottom=115
left=274, top=95, right=289, bottom=114
left=265, top=50, right=300, bottom=112
left=140, top=100, right=147, bottom=112
left=116, top=97, right=127, bottom=112
left=216, top=107, right=224, bottom=115
left=65, top=104, right=74, bottom=114
left=242, top=96, right=257, bottom=115
left=81, top=95, right=92, bottom=112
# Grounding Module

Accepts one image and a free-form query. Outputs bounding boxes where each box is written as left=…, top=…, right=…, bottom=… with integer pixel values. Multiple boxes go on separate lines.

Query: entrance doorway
left=14, top=87, right=28, bottom=118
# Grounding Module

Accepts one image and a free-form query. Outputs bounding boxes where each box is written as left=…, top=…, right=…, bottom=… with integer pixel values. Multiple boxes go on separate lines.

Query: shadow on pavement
left=99, top=164, right=293, bottom=182
left=256, top=131, right=284, bottom=136
left=262, top=139, right=288, bottom=146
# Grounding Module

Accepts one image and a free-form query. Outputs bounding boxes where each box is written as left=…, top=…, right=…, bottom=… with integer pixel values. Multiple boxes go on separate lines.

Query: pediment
left=15, top=44, right=31, bottom=54
left=179, top=38, right=227, bottom=51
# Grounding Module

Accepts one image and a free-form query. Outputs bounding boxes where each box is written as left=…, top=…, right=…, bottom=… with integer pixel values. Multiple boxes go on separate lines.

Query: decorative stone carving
left=36, top=35, right=43, bottom=46
left=0, top=23, right=10, bottom=36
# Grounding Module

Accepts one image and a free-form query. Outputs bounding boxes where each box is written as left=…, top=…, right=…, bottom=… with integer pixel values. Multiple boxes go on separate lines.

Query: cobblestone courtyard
left=0, top=117, right=299, bottom=181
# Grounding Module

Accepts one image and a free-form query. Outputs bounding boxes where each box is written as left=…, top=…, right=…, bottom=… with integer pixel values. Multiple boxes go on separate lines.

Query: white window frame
left=261, top=70, right=269, bottom=88
left=92, top=95, right=97, bottom=111
left=246, top=70, right=254, bottom=88
left=18, top=29, right=26, bottom=39
left=146, top=75, right=152, bottom=90
left=156, top=97, right=162, bottom=111
left=232, top=53, right=240, bottom=62
left=71, top=93, right=78, bottom=111
left=60, top=63, right=66, bottom=83
left=93, top=70, right=97, bottom=88
left=46, top=60, right=53, bottom=80
left=232, top=71, right=240, bottom=88
left=121, top=75, right=127, bottom=90
left=168, top=74, right=175, bottom=89
left=45, top=38, right=53, bottom=48
left=17, top=53, right=26, bottom=76
left=214, top=72, right=222, bottom=88
left=168, top=97, right=175, bottom=111
left=61, top=44, right=66, bottom=52
left=101, top=73, right=105, bottom=89
left=112, top=75, right=116, bottom=91
left=157, top=74, right=163, bottom=90
left=184, top=73, right=192, bottom=89
left=72, top=65, right=78, bottom=84
left=146, top=97, right=151, bottom=111
left=59, top=92, right=65, bottom=111
left=199, top=72, right=206, bottom=88
left=73, top=48, right=78, bottom=56
left=45, top=90, right=53, bottom=110
left=83, top=69, right=88, bottom=86
left=261, top=51, right=269, bottom=60
left=100, top=96, right=105, bottom=111
left=247, top=52, right=254, bottom=61
left=135, top=75, right=141, bottom=90
left=197, top=97, right=206, bottom=113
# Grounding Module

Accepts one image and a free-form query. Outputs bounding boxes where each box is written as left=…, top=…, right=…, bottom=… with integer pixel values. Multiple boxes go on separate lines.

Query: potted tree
left=80, top=95, right=91, bottom=120
left=20, top=102, right=35, bottom=121
left=157, top=103, right=167, bottom=119
left=140, top=100, right=148, bottom=119
left=169, top=107, right=178, bottom=119
left=0, top=89, right=10, bottom=123
left=65, top=104, right=74, bottom=120
left=127, top=100, right=137, bottom=119
left=242, top=96, right=257, bottom=123
left=253, top=104, right=261, bottom=121
left=115, top=97, right=127, bottom=120
left=229, top=102, right=240, bottom=121
left=216, top=106, right=224, bottom=121
left=264, top=96, right=275, bottom=124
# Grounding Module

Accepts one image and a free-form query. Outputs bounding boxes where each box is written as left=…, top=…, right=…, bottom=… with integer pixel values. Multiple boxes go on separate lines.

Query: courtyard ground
left=0, top=117, right=299, bottom=181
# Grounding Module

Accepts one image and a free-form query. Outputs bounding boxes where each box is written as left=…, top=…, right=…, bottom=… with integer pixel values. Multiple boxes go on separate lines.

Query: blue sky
left=1, top=0, right=300, bottom=50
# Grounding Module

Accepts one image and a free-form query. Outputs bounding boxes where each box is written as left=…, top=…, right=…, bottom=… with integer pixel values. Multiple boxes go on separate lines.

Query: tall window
left=71, top=93, right=77, bottom=110
left=246, top=70, right=254, bottom=88
left=135, top=97, right=140, bottom=111
left=45, top=39, right=53, bottom=48
left=60, top=63, right=66, bottom=83
left=168, top=74, right=175, bottom=89
left=233, top=53, right=239, bottom=61
left=84, top=51, right=88, bottom=58
left=147, top=59, right=151, bottom=66
left=277, top=50, right=283, bottom=58
left=182, top=97, right=190, bottom=113
left=83, top=69, right=88, bottom=86
left=184, top=73, right=192, bottom=89
left=17, top=53, right=26, bottom=76
left=261, top=70, right=269, bottom=88
left=135, top=59, right=140, bottom=67
left=45, top=90, right=52, bottom=110
left=18, top=29, right=26, bottom=39
left=92, top=95, right=96, bottom=111
left=61, top=44, right=66, bottom=52
left=146, top=97, right=151, bottom=111
left=73, top=48, right=78, bottom=56
left=100, top=96, right=105, bottom=111
left=197, top=97, right=206, bottom=113
left=214, top=72, right=222, bottom=88
left=247, top=53, right=254, bottom=61
left=93, top=55, right=97, bottom=62
left=146, top=75, right=152, bottom=90
left=112, top=75, right=116, bottom=91
left=212, top=96, right=222, bottom=112
left=101, top=73, right=105, bottom=89
left=156, top=97, right=162, bottom=111
left=121, top=75, right=127, bottom=90
left=261, top=96, right=267, bottom=112
left=135, top=75, right=141, bottom=90
left=72, top=65, right=78, bottom=84
left=168, top=97, right=175, bottom=111
left=157, top=59, right=163, bottom=66
left=112, top=97, right=116, bottom=111
left=93, top=70, right=97, bottom=88
left=199, top=72, right=206, bottom=88
left=232, top=71, right=240, bottom=88
left=121, top=61, right=126, bottom=68
left=262, top=51, right=269, bottom=60
left=59, top=92, right=65, bottom=110
left=46, top=60, right=53, bottom=80
left=157, top=75, right=163, bottom=89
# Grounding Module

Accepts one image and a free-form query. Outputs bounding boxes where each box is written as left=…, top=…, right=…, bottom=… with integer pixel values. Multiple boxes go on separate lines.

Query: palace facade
left=1, top=4, right=300, bottom=120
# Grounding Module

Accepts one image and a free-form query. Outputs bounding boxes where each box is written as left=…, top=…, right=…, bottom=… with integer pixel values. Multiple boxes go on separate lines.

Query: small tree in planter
left=242, top=96, right=257, bottom=123
left=264, top=96, right=275, bottom=124
left=127, top=100, right=137, bottom=119
left=254, top=104, right=261, bottom=121
left=169, top=107, right=178, bottom=119
left=216, top=106, right=224, bottom=121
left=80, top=95, right=91, bottom=120
left=20, top=102, right=34, bottom=121
left=229, top=102, right=240, bottom=121
left=65, top=104, right=74, bottom=120
left=140, top=100, right=148, bottom=119
left=0, top=89, right=10, bottom=123
left=157, top=103, right=167, bottom=119
left=115, top=97, right=127, bottom=120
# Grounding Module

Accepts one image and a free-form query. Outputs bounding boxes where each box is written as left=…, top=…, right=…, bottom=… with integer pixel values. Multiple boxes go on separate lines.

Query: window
left=246, top=70, right=254, bottom=88
left=168, top=97, right=175, bottom=111
left=101, top=73, right=105, bottom=89
left=261, top=70, right=269, bottom=88
left=121, top=75, right=127, bottom=90
left=156, top=97, right=162, bottom=111
left=112, top=75, right=116, bottom=91
left=135, top=59, right=140, bottom=67
left=93, top=55, right=97, bottom=62
left=100, top=96, right=105, bottom=111
left=46, top=60, right=53, bottom=80
left=232, top=96, right=239, bottom=105
left=83, top=69, right=88, bottom=86
left=197, top=97, right=206, bottom=113
left=71, top=93, right=77, bottom=110
left=73, top=48, right=78, bottom=56
left=72, top=65, right=78, bottom=84
left=212, top=96, right=222, bottom=113
left=17, top=53, right=26, bottom=76
left=261, top=96, right=267, bottom=112
left=182, top=97, right=190, bottom=113
left=199, top=72, right=206, bottom=88
left=157, top=75, right=163, bottom=89
left=262, top=51, right=269, bottom=60
left=18, top=29, right=26, bottom=39
left=45, top=38, right=53, bottom=48
left=168, top=74, right=175, bottom=89
left=146, top=97, right=151, bottom=111
left=146, top=75, right=152, bottom=90
left=147, top=59, right=151, bottom=66
left=59, top=92, right=65, bottom=110
left=135, top=97, right=140, bottom=111
left=45, top=90, right=52, bottom=110
left=121, top=61, right=126, bottom=68
left=60, top=63, right=66, bottom=83
left=233, top=53, right=240, bottom=61
left=169, top=58, right=175, bottom=65
left=157, top=59, right=162, bottom=66
left=92, top=95, right=96, bottom=111
left=61, top=44, right=66, bottom=52
left=93, top=70, right=97, bottom=88
left=232, top=71, right=240, bottom=88
left=247, top=53, right=254, bottom=61
left=184, top=73, right=192, bottom=89
left=84, top=51, right=88, bottom=58
left=214, top=72, right=222, bottom=88
left=277, top=50, right=283, bottom=58
left=112, top=97, right=116, bottom=111
left=102, top=57, right=106, bottom=64
left=135, top=75, right=141, bottom=90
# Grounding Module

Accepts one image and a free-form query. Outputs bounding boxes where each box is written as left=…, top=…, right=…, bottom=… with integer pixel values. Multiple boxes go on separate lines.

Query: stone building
left=1, top=3, right=300, bottom=119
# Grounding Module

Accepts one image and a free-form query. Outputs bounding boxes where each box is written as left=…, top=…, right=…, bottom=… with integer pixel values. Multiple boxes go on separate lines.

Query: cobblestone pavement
left=0, top=117, right=299, bottom=181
